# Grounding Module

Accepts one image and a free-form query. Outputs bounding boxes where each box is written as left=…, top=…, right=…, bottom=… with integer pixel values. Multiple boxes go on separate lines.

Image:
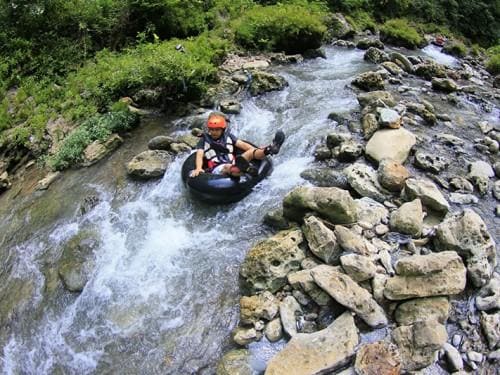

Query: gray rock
left=377, top=108, right=402, bottom=129
left=356, top=197, right=389, bottom=227
left=449, top=193, right=478, bottom=205
left=302, top=216, right=341, bottom=264
left=414, top=151, right=449, bottom=173
left=264, top=318, right=283, bottom=343
left=432, top=78, right=459, bottom=92
left=395, top=297, right=450, bottom=325
left=82, top=134, right=123, bottom=167
left=334, top=226, right=373, bottom=255
left=287, top=269, right=332, bottom=306
left=393, top=320, right=447, bottom=371
left=357, top=91, right=396, bottom=108
left=362, top=113, right=379, bottom=139
left=384, top=251, right=467, bottom=300
left=366, top=128, right=416, bottom=164
left=494, top=181, right=500, bottom=200
left=352, top=71, right=385, bottom=91
left=468, top=160, right=494, bottom=195
left=216, top=349, right=253, bottom=375
left=480, top=311, right=500, bottom=350
left=344, top=163, right=391, bottom=202
left=147, top=135, right=175, bottom=150
left=249, top=71, right=288, bottom=96
left=443, top=343, right=464, bottom=371
left=233, top=327, right=261, bottom=346
left=357, top=38, right=385, bottom=50
left=337, top=140, right=364, bottom=161
left=283, top=186, right=358, bottom=224
left=390, top=52, right=414, bottom=73
left=313, top=145, right=332, bottom=160
left=240, top=229, right=305, bottom=293
left=436, top=133, right=465, bottom=146
left=434, top=209, right=496, bottom=288
left=263, top=208, right=292, bottom=230
left=476, top=274, right=500, bottom=311
left=35, top=172, right=61, bottom=191
left=390, top=199, right=423, bottom=237
left=126, top=150, right=172, bottom=179
left=328, top=13, right=355, bottom=39
left=378, top=159, right=410, bottom=192
left=403, top=178, right=449, bottom=213
left=300, top=168, right=349, bottom=189
left=326, top=132, right=351, bottom=148
left=449, top=177, right=474, bottom=192
left=265, top=312, right=358, bottom=375
left=279, top=296, right=303, bottom=337
left=364, top=47, right=390, bottom=64
left=220, top=98, right=242, bottom=114
left=239, top=291, right=279, bottom=325
left=312, top=265, right=388, bottom=327
left=340, top=254, right=377, bottom=282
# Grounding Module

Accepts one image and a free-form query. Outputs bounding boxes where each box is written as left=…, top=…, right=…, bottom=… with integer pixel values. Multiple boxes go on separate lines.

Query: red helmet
left=207, top=114, right=227, bottom=129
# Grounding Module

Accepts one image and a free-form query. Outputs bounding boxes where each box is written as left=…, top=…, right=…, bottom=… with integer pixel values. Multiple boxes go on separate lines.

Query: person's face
left=207, top=127, right=224, bottom=140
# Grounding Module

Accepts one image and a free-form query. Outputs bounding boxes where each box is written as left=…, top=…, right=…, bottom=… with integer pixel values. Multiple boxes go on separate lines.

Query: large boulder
left=434, top=209, right=496, bottom=287
left=302, top=215, right=341, bottom=264
left=283, top=186, right=358, bottom=224
left=82, top=134, right=123, bottom=167
left=327, top=13, right=355, bottom=39
left=384, top=251, right=467, bottom=300
left=311, top=265, right=388, bottom=328
left=357, top=91, right=396, bottom=108
left=249, top=71, right=288, bottom=96
left=240, top=229, right=305, bottom=293
left=366, top=128, right=416, bottom=164
left=393, top=320, right=447, bottom=371
left=352, top=71, right=385, bottom=91
left=403, top=178, right=449, bottom=213
left=364, top=47, right=390, bottom=64
left=126, top=150, right=172, bottom=179
left=414, top=62, right=447, bottom=80
left=344, top=163, right=391, bottom=203
left=389, top=199, right=423, bottom=237
left=265, top=312, right=358, bottom=375
left=394, top=297, right=450, bottom=325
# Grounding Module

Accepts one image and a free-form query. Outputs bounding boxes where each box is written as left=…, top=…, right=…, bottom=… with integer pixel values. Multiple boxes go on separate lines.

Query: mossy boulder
left=380, top=19, right=425, bottom=49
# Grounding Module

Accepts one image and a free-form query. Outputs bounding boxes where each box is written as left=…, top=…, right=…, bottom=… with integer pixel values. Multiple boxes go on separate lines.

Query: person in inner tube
left=190, top=112, right=285, bottom=178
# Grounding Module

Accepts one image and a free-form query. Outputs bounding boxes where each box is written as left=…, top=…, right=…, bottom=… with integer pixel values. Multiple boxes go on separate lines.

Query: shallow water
left=0, top=45, right=498, bottom=374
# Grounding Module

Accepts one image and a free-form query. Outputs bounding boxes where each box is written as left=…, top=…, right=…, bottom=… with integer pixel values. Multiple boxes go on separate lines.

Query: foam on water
left=422, top=44, right=459, bottom=67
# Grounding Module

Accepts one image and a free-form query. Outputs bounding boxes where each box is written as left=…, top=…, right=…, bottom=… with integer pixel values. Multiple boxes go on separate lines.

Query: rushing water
left=0, top=45, right=498, bottom=374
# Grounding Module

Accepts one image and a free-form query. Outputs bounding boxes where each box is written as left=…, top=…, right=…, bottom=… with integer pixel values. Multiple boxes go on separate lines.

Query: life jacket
left=203, top=132, right=235, bottom=170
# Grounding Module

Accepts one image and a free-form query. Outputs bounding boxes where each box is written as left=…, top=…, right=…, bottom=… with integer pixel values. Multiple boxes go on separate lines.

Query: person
left=190, top=112, right=285, bottom=178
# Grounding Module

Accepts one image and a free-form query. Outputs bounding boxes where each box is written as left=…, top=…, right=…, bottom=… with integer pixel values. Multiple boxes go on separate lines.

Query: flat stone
left=265, top=312, right=358, bottom=375
left=354, top=341, right=402, bottom=375
left=126, top=150, right=171, bottom=179
left=279, top=296, right=303, bottom=337
left=404, top=178, right=449, bottom=213
left=340, top=254, right=377, bottom=282
left=312, top=265, right=388, bottom=327
left=366, top=128, right=416, bottom=164
left=377, top=107, right=402, bottom=129
left=389, top=199, right=423, bottom=237
left=287, top=269, right=332, bottom=306
left=35, top=172, right=61, bottom=191
left=302, top=216, right=341, bottom=264
left=240, top=291, right=279, bottom=325
left=443, top=343, right=463, bottom=371
left=344, top=163, right=391, bottom=202
left=395, top=297, right=450, bottom=325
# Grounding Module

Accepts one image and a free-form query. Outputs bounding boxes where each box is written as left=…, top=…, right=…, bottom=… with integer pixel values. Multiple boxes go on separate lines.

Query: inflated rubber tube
left=181, top=152, right=273, bottom=204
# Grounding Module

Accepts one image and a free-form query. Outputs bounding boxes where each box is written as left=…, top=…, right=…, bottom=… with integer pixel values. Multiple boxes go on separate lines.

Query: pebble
left=467, top=351, right=483, bottom=363
left=443, top=343, right=464, bottom=371
left=452, top=334, right=462, bottom=348
left=375, top=224, right=389, bottom=236
left=449, top=193, right=479, bottom=205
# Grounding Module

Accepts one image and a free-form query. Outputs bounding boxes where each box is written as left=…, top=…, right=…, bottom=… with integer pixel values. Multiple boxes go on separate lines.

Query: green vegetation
left=486, top=46, right=500, bottom=75
left=233, top=3, right=327, bottom=53
left=443, top=40, right=468, bottom=58
left=380, top=19, right=425, bottom=49
left=0, top=0, right=498, bottom=172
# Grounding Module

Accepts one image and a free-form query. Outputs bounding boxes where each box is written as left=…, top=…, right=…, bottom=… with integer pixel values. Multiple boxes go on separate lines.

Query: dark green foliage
left=486, top=46, right=500, bottom=75
left=233, top=4, right=327, bottom=53
left=380, top=19, right=425, bottom=49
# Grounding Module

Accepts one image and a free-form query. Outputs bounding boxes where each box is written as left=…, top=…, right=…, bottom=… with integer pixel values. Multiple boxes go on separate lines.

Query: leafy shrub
left=233, top=4, right=327, bottom=54
left=486, top=46, right=500, bottom=75
left=380, top=19, right=425, bottom=49
left=345, top=11, right=377, bottom=32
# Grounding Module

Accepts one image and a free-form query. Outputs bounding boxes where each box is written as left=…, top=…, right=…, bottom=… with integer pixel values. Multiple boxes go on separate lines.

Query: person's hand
left=190, top=168, right=204, bottom=177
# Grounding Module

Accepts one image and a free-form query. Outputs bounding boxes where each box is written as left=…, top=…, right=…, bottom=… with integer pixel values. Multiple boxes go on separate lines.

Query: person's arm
left=190, top=149, right=205, bottom=177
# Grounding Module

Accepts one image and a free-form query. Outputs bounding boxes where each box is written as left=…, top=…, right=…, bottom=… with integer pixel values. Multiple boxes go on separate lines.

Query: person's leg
left=240, top=130, right=286, bottom=162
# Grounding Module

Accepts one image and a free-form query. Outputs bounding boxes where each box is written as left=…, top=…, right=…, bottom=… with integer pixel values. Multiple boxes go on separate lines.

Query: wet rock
left=287, top=269, right=332, bottom=306
left=313, top=145, right=332, bottom=160
left=362, top=113, right=379, bottom=139
left=82, top=134, right=123, bottom=167
left=378, top=159, right=410, bottom=192
left=414, top=151, right=449, bottom=173
left=302, top=216, right=341, bottom=264
left=377, top=108, right=402, bottom=129
left=327, top=112, right=349, bottom=125
left=352, top=71, right=385, bottom=91
left=390, top=52, right=414, bottom=73
left=148, top=135, right=175, bottom=150
left=328, top=13, right=355, bottom=40
left=434, top=209, right=496, bottom=287
left=282, top=186, right=358, bottom=224
left=265, top=318, right=283, bottom=342
left=334, top=225, right=372, bottom=255
left=233, top=327, right=261, bottom=346
left=302, top=48, right=326, bottom=59
left=403, top=178, right=449, bottom=213
left=240, top=291, right=279, bottom=325
left=249, top=71, right=287, bottom=96
left=449, top=193, right=479, bottom=205
left=58, top=230, right=100, bottom=292
left=384, top=251, right=467, bottom=300
left=366, top=128, right=416, bottom=164
left=436, top=133, right=465, bottom=147
left=449, top=177, right=474, bottom=192
left=354, top=341, right=402, bottom=375
left=300, top=168, right=349, bottom=189
left=357, top=38, right=385, bottom=50
left=390, top=199, right=423, bottom=237
left=468, top=160, right=494, bottom=195
left=357, top=90, right=396, bottom=108
left=364, top=47, right=389, bottom=64
left=126, top=150, right=172, bottom=179
left=35, top=171, right=61, bottom=191
left=432, top=77, right=459, bottom=92
left=220, top=99, right=242, bottom=114
left=395, top=297, right=450, bottom=325
left=340, top=254, right=377, bottom=282
left=336, top=140, right=364, bottom=162
left=393, top=320, right=447, bottom=371
left=443, top=343, right=464, bottom=371
left=414, top=62, right=447, bottom=80
left=382, top=61, right=404, bottom=76
left=344, top=163, right=391, bottom=203
left=312, top=265, right=388, bottom=327
left=265, top=312, right=358, bottom=375
left=279, top=296, right=303, bottom=337
left=476, top=274, right=500, bottom=311
left=356, top=197, right=389, bottom=227
left=176, top=133, right=199, bottom=148
left=480, top=311, right=500, bottom=350
left=326, top=132, right=351, bottom=148
left=263, top=208, right=292, bottom=230
left=240, top=229, right=305, bottom=293
left=216, top=349, right=253, bottom=375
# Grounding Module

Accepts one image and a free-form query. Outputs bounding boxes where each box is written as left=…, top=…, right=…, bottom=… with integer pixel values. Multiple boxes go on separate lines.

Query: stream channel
left=0, top=45, right=498, bottom=374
